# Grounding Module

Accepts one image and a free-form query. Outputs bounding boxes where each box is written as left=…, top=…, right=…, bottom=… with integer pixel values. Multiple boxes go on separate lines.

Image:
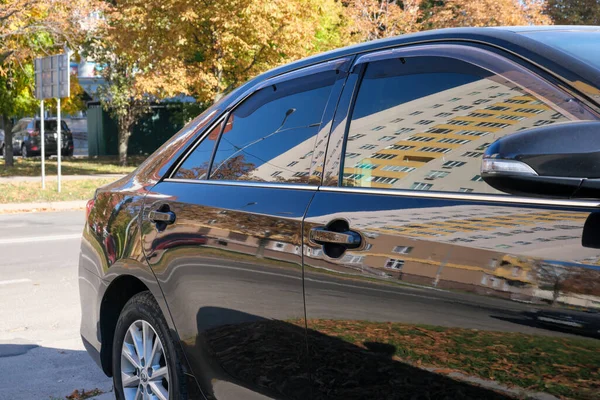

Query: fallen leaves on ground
left=66, top=388, right=103, bottom=400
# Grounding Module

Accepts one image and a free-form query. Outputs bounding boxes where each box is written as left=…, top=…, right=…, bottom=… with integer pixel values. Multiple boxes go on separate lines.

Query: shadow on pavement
left=0, top=342, right=111, bottom=400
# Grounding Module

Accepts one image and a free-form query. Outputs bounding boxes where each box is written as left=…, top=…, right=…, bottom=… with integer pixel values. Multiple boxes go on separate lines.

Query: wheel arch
left=98, top=270, right=183, bottom=377
left=99, top=274, right=150, bottom=376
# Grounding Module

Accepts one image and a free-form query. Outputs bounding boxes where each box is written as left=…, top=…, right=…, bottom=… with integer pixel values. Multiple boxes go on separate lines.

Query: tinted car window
left=342, top=56, right=596, bottom=194
left=36, top=120, right=69, bottom=131
left=209, top=70, right=337, bottom=183
left=13, top=121, right=26, bottom=132
left=173, top=122, right=222, bottom=180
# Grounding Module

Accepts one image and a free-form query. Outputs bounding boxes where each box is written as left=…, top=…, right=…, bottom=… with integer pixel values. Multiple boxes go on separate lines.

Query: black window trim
left=168, top=114, right=227, bottom=180
left=168, top=57, right=352, bottom=185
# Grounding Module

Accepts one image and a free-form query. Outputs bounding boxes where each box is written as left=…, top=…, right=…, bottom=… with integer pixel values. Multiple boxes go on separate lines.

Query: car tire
left=112, top=291, right=187, bottom=400
left=21, top=144, right=27, bottom=158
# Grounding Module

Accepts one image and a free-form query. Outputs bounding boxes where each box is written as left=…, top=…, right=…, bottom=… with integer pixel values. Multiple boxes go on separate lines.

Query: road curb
left=0, top=200, right=87, bottom=214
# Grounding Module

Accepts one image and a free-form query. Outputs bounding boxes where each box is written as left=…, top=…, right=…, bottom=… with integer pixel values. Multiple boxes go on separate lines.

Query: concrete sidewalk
left=0, top=174, right=126, bottom=183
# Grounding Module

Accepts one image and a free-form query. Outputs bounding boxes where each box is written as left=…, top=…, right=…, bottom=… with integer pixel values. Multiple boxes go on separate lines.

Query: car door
left=140, top=58, right=350, bottom=400
left=303, top=44, right=600, bottom=399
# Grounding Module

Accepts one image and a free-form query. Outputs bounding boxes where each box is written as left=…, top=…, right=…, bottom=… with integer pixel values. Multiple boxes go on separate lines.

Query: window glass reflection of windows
left=393, top=246, right=413, bottom=254
left=340, top=56, right=594, bottom=194
left=209, top=69, right=337, bottom=183
left=385, top=259, right=405, bottom=270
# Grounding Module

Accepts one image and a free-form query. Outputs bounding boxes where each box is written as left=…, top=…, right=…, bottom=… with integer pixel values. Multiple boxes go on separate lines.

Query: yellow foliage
left=427, top=0, right=551, bottom=28
left=0, top=0, right=107, bottom=72
left=104, top=0, right=334, bottom=103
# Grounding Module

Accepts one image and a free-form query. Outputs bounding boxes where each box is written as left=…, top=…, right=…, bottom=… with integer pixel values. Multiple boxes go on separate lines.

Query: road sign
left=34, top=52, right=70, bottom=192
left=34, top=53, right=70, bottom=100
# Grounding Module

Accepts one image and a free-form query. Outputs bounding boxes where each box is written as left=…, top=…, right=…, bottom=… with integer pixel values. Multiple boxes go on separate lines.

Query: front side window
left=209, top=70, right=338, bottom=183
left=341, top=54, right=597, bottom=194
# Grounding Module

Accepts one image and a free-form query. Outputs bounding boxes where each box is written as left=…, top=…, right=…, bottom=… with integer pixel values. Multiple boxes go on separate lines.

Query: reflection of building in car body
left=166, top=202, right=600, bottom=308
left=303, top=205, right=600, bottom=308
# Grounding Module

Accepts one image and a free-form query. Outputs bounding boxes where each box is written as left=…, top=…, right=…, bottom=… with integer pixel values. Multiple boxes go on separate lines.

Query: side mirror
left=481, top=121, right=600, bottom=199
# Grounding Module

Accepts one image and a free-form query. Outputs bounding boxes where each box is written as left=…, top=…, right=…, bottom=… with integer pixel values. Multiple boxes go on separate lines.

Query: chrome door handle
left=149, top=210, right=176, bottom=224
left=309, top=227, right=361, bottom=248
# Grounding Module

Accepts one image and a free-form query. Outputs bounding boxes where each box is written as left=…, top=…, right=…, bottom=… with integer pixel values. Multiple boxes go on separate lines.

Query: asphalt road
left=0, top=210, right=112, bottom=400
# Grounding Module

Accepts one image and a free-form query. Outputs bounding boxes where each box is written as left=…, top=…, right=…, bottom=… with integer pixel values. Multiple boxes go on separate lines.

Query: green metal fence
left=87, top=102, right=200, bottom=157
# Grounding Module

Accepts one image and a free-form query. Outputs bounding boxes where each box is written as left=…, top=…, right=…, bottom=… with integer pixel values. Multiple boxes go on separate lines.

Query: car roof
left=254, top=26, right=598, bottom=75
left=226, top=26, right=600, bottom=109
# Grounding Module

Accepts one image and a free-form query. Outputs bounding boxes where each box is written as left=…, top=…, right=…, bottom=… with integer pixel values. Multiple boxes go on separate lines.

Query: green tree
left=0, top=0, right=105, bottom=166
left=0, top=64, right=38, bottom=163
left=90, top=41, right=151, bottom=166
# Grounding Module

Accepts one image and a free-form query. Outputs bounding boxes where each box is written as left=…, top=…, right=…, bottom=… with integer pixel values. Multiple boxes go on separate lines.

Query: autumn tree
left=105, top=0, right=337, bottom=104
left=544, top=0, right=600, bottom=25
left=85, top=33, right=152, bottom=166
left=342, top=0, right=423, bottom=43
left=340, top=0, right=550, bottom=43
left=423, top=0, right=550, bottom=28
left=0, top=0, right=104, bottom=166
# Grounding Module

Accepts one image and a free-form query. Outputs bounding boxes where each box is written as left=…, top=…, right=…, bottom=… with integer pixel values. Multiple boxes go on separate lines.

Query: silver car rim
left=121, top=320, right=169, bottom=400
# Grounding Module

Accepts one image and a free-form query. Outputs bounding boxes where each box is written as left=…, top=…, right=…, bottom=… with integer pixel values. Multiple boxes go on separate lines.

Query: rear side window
left=35, top=121, right=69, bottom=131
left=209, top=70, right=338, bottom=184
left=173, top=122, right=223, bottom=180
left=341, top=56, right=597, bottom=194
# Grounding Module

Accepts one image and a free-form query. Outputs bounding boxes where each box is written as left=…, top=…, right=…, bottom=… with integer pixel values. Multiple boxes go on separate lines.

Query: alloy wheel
left=120, top=320, right=169, bottom=400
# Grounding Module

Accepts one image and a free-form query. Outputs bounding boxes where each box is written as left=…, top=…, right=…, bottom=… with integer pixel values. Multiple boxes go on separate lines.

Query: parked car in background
left=535, top=308, right=600, bottom=337
left=79, top=26, right=600, bottom=400
left=0, top=129, right=4, bottom=156
left=12, top=117, right=74, bottom=158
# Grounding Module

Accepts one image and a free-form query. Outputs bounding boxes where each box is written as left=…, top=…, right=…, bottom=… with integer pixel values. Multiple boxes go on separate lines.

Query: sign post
left=40, top=100, right=45, bottom=189
left=34, top=52, right=70, bottom=192
left=57, top=98, right=61, bottom=192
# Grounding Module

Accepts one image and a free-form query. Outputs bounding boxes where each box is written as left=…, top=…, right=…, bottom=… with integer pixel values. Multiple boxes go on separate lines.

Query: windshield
left=522, top=30, right=600, bottom=70
left=36, top=120, right=69, bottom=131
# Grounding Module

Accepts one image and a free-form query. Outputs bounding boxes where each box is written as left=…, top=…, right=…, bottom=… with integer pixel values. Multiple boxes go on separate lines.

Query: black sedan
left=80, top=26, right=600, bottom=400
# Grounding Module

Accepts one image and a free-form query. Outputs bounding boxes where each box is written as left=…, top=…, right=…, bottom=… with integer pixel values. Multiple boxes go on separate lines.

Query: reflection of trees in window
left=211, top=154, right=256, bottom=180
left=175, top=162, right=210, bottom=180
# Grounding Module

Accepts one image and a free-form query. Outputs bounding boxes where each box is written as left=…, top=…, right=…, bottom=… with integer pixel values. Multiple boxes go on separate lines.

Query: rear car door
left=303, top=44, right=600, bottom=399
left=140, top=59, right=350, bottom=400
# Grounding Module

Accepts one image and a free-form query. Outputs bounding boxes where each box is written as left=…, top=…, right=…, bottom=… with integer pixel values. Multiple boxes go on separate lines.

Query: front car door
left=140, top=58, right=350, bottom=399
left=303, top=44, right=600, bottom=399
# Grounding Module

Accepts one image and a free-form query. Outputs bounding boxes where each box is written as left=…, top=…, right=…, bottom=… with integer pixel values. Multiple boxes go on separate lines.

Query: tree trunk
left=2, top=115, right=14, bottom=167
left=551, top=283, right=561, bottom=306
left=117, top=117, right=132, bottom=167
